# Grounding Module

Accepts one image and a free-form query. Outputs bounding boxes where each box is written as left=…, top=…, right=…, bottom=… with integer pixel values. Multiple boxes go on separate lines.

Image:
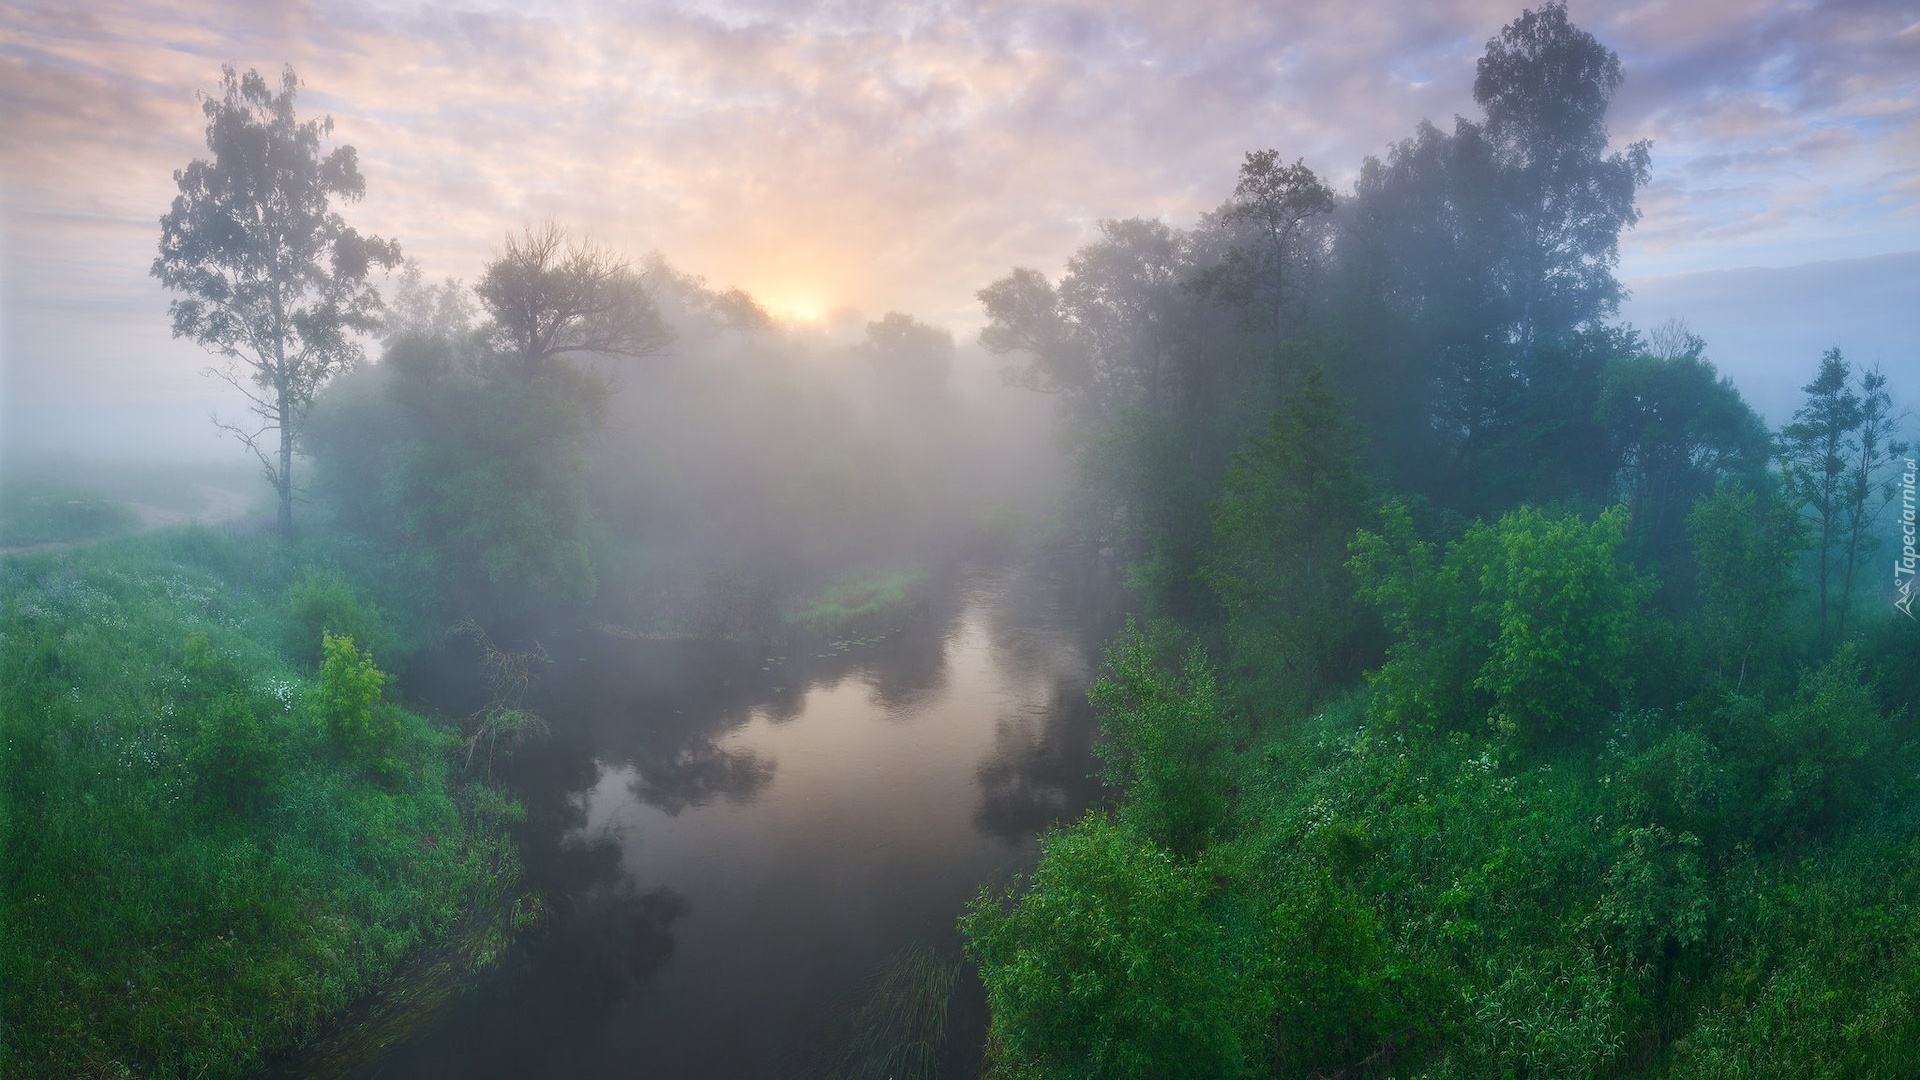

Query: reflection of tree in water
left=970, top=556, right=1116, bottom=846
left=974, top=683, right=1101, bottom=844
left=627, top=741, right=775, bottom=815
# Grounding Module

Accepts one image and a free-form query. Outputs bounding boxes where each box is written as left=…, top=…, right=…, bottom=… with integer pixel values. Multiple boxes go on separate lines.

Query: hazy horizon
left=4, top=0, right=1917, bottom=461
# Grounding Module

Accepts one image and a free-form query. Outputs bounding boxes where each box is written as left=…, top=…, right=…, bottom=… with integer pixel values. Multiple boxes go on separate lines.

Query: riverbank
left=0, top=527, right=522, bottom=1077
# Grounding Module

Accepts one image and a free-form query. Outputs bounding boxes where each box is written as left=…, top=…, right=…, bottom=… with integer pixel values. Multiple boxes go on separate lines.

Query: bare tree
left=475, top=222, right=674, bottom=378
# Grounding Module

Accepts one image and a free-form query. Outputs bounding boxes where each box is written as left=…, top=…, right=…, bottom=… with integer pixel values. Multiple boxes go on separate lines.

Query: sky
left=2, top=0, right=1917, bottom=459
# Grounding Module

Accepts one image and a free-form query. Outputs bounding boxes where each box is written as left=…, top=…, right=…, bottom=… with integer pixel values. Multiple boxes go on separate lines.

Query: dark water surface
left=359, top=562, right=1105, bottom=1078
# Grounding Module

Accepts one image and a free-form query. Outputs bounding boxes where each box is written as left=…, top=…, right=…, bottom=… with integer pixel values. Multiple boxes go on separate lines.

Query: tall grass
left=0, top=528, right=517, bottom=1077
left=819, top=943, right=962, bottom=1080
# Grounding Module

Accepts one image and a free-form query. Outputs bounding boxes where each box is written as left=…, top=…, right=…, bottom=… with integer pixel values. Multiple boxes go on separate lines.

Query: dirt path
left=126, top=483, right=260, bottom=530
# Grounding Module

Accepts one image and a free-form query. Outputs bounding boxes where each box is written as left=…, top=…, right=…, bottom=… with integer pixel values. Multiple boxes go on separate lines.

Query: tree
left=1686, top=482, right=1803, bottom=688
left=1594, top=339, right=1770, bottom=567
left=1205, top=368, right=1371, bottom=718
left=1472, top=0, right=1651, bottom=366
left=1837, top=363, right=1909, bottom=639
left=1350, top=503, right=1647, bottom=742
left=1779, top=348, right=1862, bottom=649
left=475, top=222, right=673, bottom=379
left=1339, top=3, right=1649, bottom=511
left=153, top=65, right=400, bottom=537
left=1198, top=151, right=1336, bottom=362
left=960, top=815, right=1266, bottom=1080
left=1087, top=621, right=1234, bottom=856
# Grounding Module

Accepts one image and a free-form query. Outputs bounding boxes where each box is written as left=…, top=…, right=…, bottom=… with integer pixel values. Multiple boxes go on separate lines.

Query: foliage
left=1088, top=620, right=1234, bottom=855
left=0, top=531, right=517, bottom=1078
left=305, top=330, right=608, bottom=615
left=1685, top=481, right=1803, bottom=687
left=316, top=630, right=402, bottom=778
left=0, top=479, right=141, bottom=546
left=280, top=568, right=394, bottom=670
left=1205, top=366, right=1372, bottom=719
left=1596, top=345, right=1771, bottom=568
left=1350, top=502, right=1648, bottom=741
left=474, top=222, right=673, bottom=378
left=961, top=815, right=1266, bottom=1080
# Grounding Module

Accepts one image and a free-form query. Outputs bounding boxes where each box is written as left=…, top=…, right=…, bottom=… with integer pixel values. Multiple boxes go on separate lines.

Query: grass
left=0, top=526, right=518, bottom=1078
left=813, top=943, right=962, bottom=1080
left=0, top=478, right=141, bottom=546
left=783, top=568, right=927, bottom=638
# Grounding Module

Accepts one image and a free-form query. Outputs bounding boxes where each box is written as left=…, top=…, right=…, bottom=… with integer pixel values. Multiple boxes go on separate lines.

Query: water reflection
left=360, top=562, right=1103, bottom=1078
left=973, top=683, right=1098, bottom=844
left=365, top=883, right=688, bottom=1078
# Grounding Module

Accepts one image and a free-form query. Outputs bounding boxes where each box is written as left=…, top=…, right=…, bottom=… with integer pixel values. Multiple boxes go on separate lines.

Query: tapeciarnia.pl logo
left=1897, top=457, right=1917, bottom=620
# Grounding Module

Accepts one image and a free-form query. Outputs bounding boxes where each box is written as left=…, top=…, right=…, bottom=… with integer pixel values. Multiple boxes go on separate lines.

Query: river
left=351, top=558, right=1109, bottom=1077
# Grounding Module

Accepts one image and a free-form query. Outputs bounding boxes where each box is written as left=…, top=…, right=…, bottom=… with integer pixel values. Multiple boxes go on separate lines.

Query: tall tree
left=1779, top=348, right=1862, bottom=648
left=153, top=65, right=400, bottom=537
left=1205, top=368, right=1370, bottom=719
left=1837, top=363, right=1910, bottom=638
left=1472, top=0, right=1651, bottom=367
left=1340, top=2, right=1649, bottom=511
left=1198, top=151, right=1336, bottom=365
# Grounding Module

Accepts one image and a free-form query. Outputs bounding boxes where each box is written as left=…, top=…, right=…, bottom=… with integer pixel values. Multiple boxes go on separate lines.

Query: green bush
left=1088, top=620, right=1234, bottom=855
left=316, top=631, right=402, bottom=778
left=281, top=570, right=391, bottom=670
left=1350, top=502, right=1648, bottom=743
left=962, top=815, right=1267, bottom=1080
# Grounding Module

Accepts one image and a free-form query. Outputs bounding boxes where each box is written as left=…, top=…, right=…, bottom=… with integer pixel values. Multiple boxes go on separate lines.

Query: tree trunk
left=276, top=370, right=295, bottom=539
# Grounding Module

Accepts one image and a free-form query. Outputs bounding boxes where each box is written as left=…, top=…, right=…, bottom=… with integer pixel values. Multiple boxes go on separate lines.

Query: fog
left=6, top=3, right=1920, bottom=1078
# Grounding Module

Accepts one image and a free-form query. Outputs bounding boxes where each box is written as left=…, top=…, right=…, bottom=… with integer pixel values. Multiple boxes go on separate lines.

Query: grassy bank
left=0, top=479, right=142, bottom=547
left=0, top=527, right=518, bottom=1077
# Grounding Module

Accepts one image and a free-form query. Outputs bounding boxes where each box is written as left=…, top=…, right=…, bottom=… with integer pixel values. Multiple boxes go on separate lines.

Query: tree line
left=961, top=4, right=1920, bottom=1077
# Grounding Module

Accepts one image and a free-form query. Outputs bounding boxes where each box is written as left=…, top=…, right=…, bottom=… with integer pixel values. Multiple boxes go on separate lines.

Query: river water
left=357, top=560, right=1108, bottom=1077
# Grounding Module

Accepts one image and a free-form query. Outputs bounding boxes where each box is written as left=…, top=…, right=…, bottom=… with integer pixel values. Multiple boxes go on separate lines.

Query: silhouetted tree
left=1779, top=349, right=1862, bottom=648
left=1837, top=363, right=1909, bottom=639
left=1473, top=0, right=1650, bottom=366
left=153, top=65, right=400, bottom=537
left=475, top=222, right=673, bottom=379
left=1198, top=151, right=1336, bottom=363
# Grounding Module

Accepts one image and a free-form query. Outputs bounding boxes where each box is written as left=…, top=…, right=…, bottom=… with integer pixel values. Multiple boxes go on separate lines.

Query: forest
left=3, top=2, right=1917, bottom=1077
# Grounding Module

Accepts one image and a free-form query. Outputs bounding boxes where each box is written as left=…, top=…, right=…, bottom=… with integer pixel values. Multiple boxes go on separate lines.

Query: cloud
left=2, top=0, right=1915, bottom=454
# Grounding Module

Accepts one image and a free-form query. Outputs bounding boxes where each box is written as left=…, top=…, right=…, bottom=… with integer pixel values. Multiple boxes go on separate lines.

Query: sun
left=765, top=295, right=829, bottom=323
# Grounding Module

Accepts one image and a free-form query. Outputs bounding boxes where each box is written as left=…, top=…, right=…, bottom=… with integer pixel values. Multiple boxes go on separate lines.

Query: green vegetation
left=0, top=531, right=520, bottom=1077
left=0, top=478, right=141, bottom=546
left=816, top=943, right=963, bottom=1080
left=963, top=4, right=1920, bottom=1077
left=784, top=569, right=927, bottom=638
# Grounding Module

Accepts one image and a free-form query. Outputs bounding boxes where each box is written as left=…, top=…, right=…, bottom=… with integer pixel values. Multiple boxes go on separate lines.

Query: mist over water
left=360, top=564, right=1104, bottom=1078
left=7, top=4, right=1919, bottom=1077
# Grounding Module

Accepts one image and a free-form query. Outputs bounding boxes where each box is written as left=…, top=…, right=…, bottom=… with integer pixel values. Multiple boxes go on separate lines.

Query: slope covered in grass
left=0, top=528, right=520, bottom=1077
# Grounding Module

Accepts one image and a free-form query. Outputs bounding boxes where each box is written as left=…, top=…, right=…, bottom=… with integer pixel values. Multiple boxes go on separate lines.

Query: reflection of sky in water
left=564, top=588, right=1087, bottom=1075
left=356, top=567, right=1099, bottom=1079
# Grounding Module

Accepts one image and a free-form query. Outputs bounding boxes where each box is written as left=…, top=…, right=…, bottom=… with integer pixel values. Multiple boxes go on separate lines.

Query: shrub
left=315, top=631, right=401, bottom=777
